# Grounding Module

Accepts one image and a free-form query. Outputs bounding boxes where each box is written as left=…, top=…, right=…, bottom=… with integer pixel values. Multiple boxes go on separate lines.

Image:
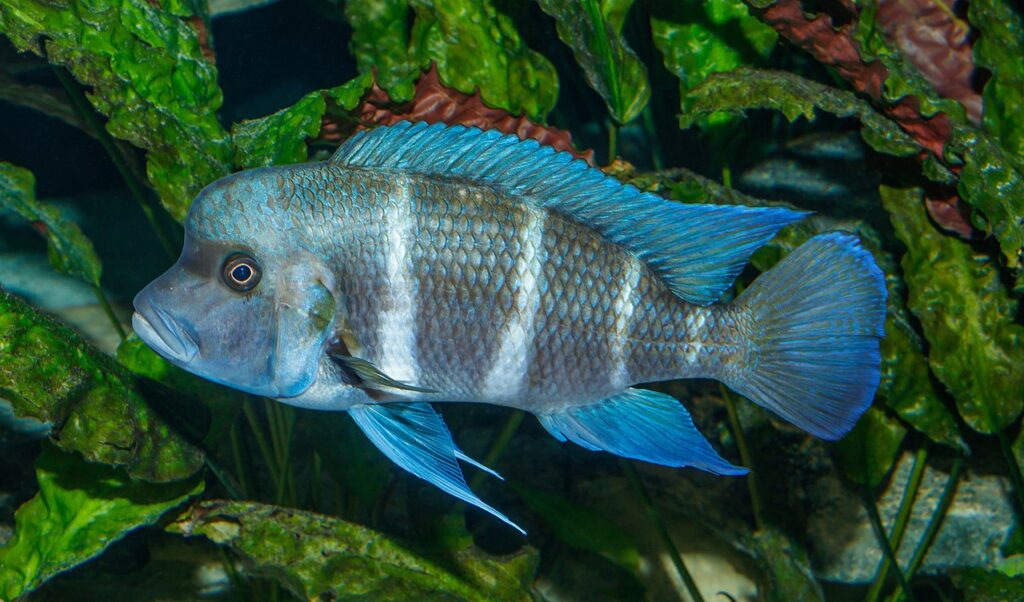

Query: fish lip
left=131, top=305, right=199, bottom=364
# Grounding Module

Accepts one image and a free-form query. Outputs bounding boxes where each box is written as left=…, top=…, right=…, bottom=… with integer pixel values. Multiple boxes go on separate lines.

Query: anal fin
left=537, top=388, right=747, bottom=476
left=348, top=402, right=523, bottom=533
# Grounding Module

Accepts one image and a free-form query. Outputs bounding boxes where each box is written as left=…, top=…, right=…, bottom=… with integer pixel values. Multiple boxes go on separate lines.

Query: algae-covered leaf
left=537, top=0, right=649, bottom=124
left=880, top=185, right=1024, bottom=434
left=510, top=482, right=642, bottom=579
left=969, top=0, right=1024, bottom=162
left=738, top=528, right=823, bottom=602
left=170, top=500, right=537, bottom=601
left=0, top=289, right=203, bottom=481
left=0, top=0, right=232, bottom=222
left=0, top=162, right=101, bottom=288
left=835, top=407, right=907, bottom=488
left=651, top=0, right=776, bottom=127
left=0, top=445, right=203, bottom=600
left=344, top=0, right=418, bottom=102
left=232, top=73, right=374, bottom=169
left=678, top=68, right=920, bottom=157
left=630, top=168, right=961, bottom=448
left=405, top=0, right=558, bottom=121
left=952, top=568, right=1024, bottom=602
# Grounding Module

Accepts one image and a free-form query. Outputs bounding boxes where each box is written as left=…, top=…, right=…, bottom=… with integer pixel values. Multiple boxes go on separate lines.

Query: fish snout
left=132, top=294, right=200, bottom=364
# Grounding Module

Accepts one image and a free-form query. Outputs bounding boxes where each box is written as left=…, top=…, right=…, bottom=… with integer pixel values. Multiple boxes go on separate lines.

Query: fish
left=132, top=121, right=887, bottom=533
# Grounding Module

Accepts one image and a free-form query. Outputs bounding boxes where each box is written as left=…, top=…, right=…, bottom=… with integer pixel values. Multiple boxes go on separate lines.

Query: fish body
left=134, top=122, right=887, bottom=532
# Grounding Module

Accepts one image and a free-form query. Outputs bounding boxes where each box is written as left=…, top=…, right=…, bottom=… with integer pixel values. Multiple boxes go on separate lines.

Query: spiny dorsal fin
left=332, top=122, right=806, bottom=305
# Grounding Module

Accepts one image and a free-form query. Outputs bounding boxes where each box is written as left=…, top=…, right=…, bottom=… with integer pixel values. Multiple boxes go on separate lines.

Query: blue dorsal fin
left=332, top=122, right=807, bottom=304
left=348, top=402, right=523, bottom=533
left=537, top=388, right=748, bottom=475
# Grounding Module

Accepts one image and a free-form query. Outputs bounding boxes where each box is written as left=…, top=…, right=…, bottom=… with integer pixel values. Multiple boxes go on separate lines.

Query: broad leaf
left=0, top=0, right=232, bottom=221
left=344, top=0, right=419, bottom=102
left=835, top=407, right=907, bottom=488
left=0, top=290, right=204, bottom=481
left=0, top=446, right=203, bottom=600
left=537, top=0, right=650, bottom=124
left=0, top=163, right=101, bottom=287
left=170, top=500, right=537, bottom=601
left=969, top=0, right=1024, bottom=162
left=880, top=185, right=1024, bottom=434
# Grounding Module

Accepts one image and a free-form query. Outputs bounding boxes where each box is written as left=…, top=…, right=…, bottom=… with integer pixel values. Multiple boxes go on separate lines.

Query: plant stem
left=469, top=410, right=524, bottom=489
left=863, top=486, right=916, bottom=602
left=622, top=460, right=705, bottom=602
left=92, top=285, right=126, bottom=340
left=229, top=423, right=251, bottom=499
left=720, top=386, right=762, bottom=530
left=607, top=120, right=620, bottom=163
left=866, top=445, right=928, bottom=602
left=204, top=453, right=244, bottom=500
left=641, top=105, right=664, bottom=170
left=243, top=398, right=281, bottom=497
left=51, top=65, right=178, bottom=260
left=903, top=453, right=964, bottom=583
left=998, top=429, right=1024, bottom=520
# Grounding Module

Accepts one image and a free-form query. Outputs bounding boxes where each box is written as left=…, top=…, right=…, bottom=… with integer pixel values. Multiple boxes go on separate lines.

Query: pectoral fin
left=329, top=352, right=437, bottom=393
left=348, top=402, right=523, bottom=534
left=537, top=388, right=748, bottom=476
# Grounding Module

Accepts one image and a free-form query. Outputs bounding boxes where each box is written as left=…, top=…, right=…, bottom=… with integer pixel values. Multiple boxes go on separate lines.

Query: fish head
left=132, top=169, right=337, bottom=398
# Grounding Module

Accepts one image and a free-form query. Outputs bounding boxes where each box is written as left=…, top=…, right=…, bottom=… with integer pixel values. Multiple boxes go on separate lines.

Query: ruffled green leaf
left=835, top=407, right=907, bottom=487
left=169, top=500, right=537, bottom=601
left=970, top=0, right=1024, bottom=162
left=344, top=0, right=419, bottom=101
left=232, top=73, right=374, bottom=169
left=0, top=162, right=101, bottom=288
left=0, top=445, right=203, bottom=600
left=537, top=0, right=649, bottom=124
left=651, top=1, right=776, bottom=127
left=881, top=185, right=1024, bottom=434
left=678, top=67, right=920, bottom=156
left=0, top=289, right=204, bottom=481
left=0, top=0, right=231, bottom=222
left=510, top=482, right=642, bottom=579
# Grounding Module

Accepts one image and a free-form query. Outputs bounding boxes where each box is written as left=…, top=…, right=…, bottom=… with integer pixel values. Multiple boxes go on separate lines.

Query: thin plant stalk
left=204, top=453, right=244, bottom=500
left=243, top=398, right=282, bottom=497
left=470, top=410, right=525, bottom=489
left=92, top=285, right=126, bottom=340
left=902, top=453, right=964, bottom=583
left=997, top=429, right=1024, bottom=520
left=866, top=444, right=929, bottom=602
left=622, top=460, right=705, bottom=602
left=229, top=423, right=252, bottom=499
left=51, top=66, right=178, bottom=260
left=607, top=120, right=620, bottom=163
left=863, top=486, right=916, bottom=602
left=720, top=386, right=763, bottom=530
left=641, top=106, right=664, bottom=170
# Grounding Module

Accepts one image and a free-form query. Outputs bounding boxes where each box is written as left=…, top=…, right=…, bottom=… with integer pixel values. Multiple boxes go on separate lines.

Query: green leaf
left=0, top=445, right=203, bottom=600
left=627, top=168, right=962, bottom=448
left=970, top=0, right=1024, bottom=162
left=880, top=185, right=1024, bottom=434
left=738, top=528, right=823, bottom=602
left=835, top=407, right=907, bottom=487
left=537, top=0, right=650, bottom=124
left=996, top=554, right=1024, bottom=578
left=406, top=0, right=558, bottom=120
left=169, top=500, right=537, bottom=601
left=678, top=67, right=921, bottom=157
left=651, top=0, right=776, bottom=127
left=0, top=289, right=204, bottom=481
left=344, top=0, right=419, bottom=101
left=952, top=567, right=1024, bottom=602
left=232, top=73, right=374, bottom=169
left=0, top=0, right=232, bottom=222
left=509, top=482, right=642, bottom=579
left=0, top=162, right=101, bottom=288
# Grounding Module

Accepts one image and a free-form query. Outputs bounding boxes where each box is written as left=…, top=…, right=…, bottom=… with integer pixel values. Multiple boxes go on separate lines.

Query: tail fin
left=727, top=233, right=886, bottom=440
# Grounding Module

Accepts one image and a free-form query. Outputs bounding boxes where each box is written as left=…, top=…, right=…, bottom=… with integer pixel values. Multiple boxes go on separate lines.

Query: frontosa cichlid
left=133, top=121, right=886, bottom=532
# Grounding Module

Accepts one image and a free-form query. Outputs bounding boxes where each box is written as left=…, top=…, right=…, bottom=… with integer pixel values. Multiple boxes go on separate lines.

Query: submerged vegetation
left=1, top=0, right=1023, bottom=599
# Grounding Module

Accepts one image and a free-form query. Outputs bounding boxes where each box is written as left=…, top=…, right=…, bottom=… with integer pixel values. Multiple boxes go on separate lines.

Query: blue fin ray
left=537, top=388, right=747, bottom=475
left=729, top=232, right=887, bottom=439
left=332, top=122, right=807, bottom=305
left=349, top=402, right=522, bottom=533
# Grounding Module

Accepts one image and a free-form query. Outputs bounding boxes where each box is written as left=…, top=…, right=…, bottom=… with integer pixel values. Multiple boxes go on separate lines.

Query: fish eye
left=222, top=254, right=261, bottom=292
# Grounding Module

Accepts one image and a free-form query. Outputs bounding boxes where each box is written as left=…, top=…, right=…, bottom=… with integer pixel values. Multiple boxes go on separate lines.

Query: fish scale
left=134, top=122, right=887, bottom=534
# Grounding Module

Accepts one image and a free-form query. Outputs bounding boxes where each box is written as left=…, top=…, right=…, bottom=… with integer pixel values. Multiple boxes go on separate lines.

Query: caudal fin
left=727, top=233, right=886, bottom=440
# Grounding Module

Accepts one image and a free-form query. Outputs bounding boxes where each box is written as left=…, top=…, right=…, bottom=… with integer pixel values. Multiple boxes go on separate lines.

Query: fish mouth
left=132, top=304, right=199, bottom=364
